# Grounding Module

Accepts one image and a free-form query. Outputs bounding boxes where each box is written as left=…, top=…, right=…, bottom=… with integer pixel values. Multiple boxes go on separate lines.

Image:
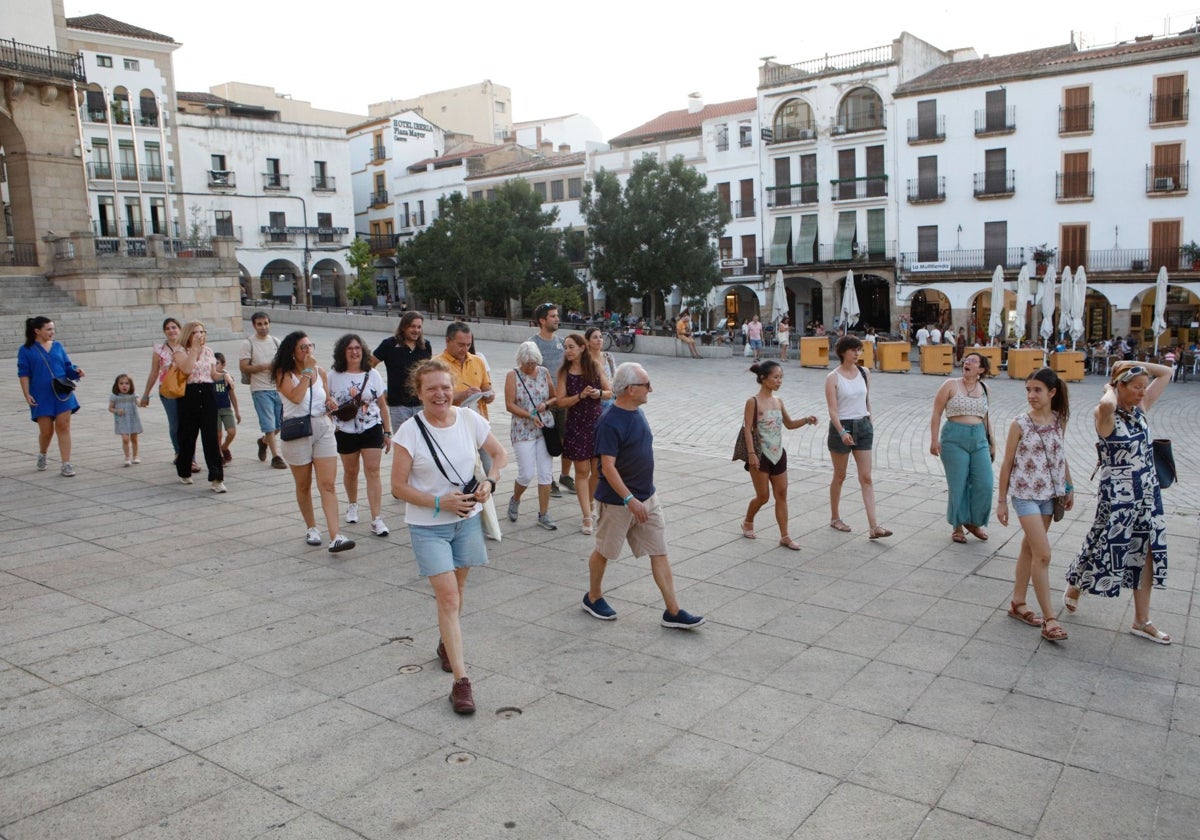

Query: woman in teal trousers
left=929, top=352, right=995, bottom=543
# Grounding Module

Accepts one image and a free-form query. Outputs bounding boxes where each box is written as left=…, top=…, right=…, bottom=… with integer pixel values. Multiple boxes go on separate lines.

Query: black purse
left=1153, top=438, right=1176, bottom=489
left=39, top=345, right=78, bottom=399
left=280, top=377, right=314, bottom=441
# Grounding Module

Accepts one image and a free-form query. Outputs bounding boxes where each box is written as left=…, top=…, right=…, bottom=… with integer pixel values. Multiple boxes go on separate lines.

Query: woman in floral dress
left=556, top=333, right=611, bottom=534
left=1065, top=361, right=1174, bottom=644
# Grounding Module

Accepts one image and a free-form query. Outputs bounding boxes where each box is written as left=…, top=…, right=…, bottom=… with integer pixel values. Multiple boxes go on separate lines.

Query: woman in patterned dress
left=995, top=368, right=1074, bottom=642
left=503, top=341, right=558, bottom=530
left=1065, top=361, right=1173, bottom=644
left=556, top=333, right=611, bottom=534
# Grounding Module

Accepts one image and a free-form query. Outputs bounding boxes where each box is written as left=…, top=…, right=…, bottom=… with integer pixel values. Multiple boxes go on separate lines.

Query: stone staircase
left=1, top=275, right=238, bottom=355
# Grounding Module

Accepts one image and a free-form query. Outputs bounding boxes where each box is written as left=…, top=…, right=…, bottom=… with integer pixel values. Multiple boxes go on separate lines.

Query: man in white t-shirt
left=238, top=312, right=285, bottom=468
left=929, top=325, right=942, bottom=345
left=916, top=325, right=931, bottom=347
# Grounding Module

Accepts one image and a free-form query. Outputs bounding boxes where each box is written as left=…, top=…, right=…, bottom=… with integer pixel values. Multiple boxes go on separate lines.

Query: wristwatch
left=485, top=478, right=497, bottom=492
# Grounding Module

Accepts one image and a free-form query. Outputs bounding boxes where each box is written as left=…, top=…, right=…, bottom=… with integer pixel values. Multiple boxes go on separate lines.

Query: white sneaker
left=370, top=517, right=389, bottom=536
left=36, top=453, right=47, bottom=471
left=179, top=476, right=193, bottom=485
left=345, top=502, right=359, bottom=524
left=328, top=535, right=356, bottom=553
left=210, top=480, right=227, bottom=494
left=60, top=463, right=76, bottom=477
left=305, top=527, right=322, bottom=546
left=124, top=458, right=132, bottom=467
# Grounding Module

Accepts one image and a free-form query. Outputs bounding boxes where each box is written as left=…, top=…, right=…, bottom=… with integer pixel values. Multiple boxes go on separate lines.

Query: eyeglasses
left=1115, top=365, right=1147, bottom=383
left=298, top=343, right=316, bottom=351
left=629, top=381, right=651, bottom=388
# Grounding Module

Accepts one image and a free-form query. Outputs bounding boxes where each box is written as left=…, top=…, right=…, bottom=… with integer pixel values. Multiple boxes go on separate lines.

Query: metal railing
left=907, top=116, right=945, bottom=143
left=791, top=241, right=896, bottom=265
left=166, top=238, right=214, bottom=258
left=769, top=122, right=818, bottom=144
left=136, top=110, right=159, bottom=127
left=831, top=174, right=888, bottom=200
left=361, top=233, right=401, bottom=254
left=370, top=144, right=387, bottom=162
left=899, top=247, right=1026, bottom=272
left=974, top=170, right=1016, bottom=197
left=721, top=256, right=761, bottom=276
left=313, top=175, right=336, bottom=191
left=1145, top=162, right=1189, bottom=193
left=87, top=163, right=173, bottom=183
left=766, top=183, right=819, bottom=207
left=1149, top=91, right=1189, bottom=124
left=208, top=170, right=236, bottom=188
left=975, top=106, right=1016, bottom=135
left=1059, top=103, right=1093, bottom=133
left=1056, top=170, right=1094, bottom=200
left=0, top=240, right=38, bottom=266
left=263, top=172, right=290, bottom=190
left=0, top=38, right=85, bottom=82
left=721, top=199, right=756, bottom=219
left=760, top=44, right=892, bottom=86
left=210, top=225, right=242, bottom=241
left=831, top=112, right=886, bottom=135
left=369, top=190, right=389, bottom=206
left=906, top=177, right=946, bottom=202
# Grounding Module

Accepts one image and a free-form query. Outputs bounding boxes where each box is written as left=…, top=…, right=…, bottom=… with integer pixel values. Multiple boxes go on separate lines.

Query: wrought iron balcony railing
left=312, top=176, right=336, bottom=191
left=369, top=190, right=389, bottom=206
left=208, top=170, right=236, bottom=188
left=899, top=247, right=1026, bottom=272
left=1145, top=162, right=1189, bottom=194
left=1056, top=170, right=1094, bottom=200
left=974, top=170, right=1015, bottom=197
left=906, top=177, right=946, bottom=202
left=1149, top=91, right=1189, bottom=125
left=263, top=172, right=290, bottom=190
left=1059, top=103, right=1093, bottom=134
left=766, top=183, right=819, bottom=207
left=907, top=115, right=945, bottom=143
left=0, top=38, right=85, bottom=82
left=975, top=106, right=1016, bottom=135
left=831, top=174, right=888, bottom=201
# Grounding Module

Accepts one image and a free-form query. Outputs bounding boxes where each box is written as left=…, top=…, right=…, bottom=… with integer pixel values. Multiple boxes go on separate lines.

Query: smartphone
left=461, top=477, right=479, bottom=495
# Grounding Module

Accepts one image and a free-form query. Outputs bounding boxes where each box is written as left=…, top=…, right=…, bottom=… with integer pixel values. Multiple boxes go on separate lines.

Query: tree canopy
left=398, top=180, right=574, bottom=315
left=580, top=155, right=728, bottom=318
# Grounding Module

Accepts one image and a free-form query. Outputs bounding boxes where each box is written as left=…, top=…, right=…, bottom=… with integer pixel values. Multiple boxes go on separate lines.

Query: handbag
left=159, top=365, right=187, bottom=399
left=516, top=368, right=562, bottom=456
left=280, top=377, right=314, bottom=441
left=732, top=399, right=760, bottom=463
left=1152, top=438, right=1176, bottom=489
left=38, top=345, right=79, bottom=400
left=333, top=374, right=369, bottom=422
left=1051, top=496, right=1066, bottom=522
left=474, top=452, right=502, bottom=542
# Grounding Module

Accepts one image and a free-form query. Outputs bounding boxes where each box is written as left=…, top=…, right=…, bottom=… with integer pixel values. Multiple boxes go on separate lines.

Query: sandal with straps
left=1130, top=620, right=1171, bottom=645
left=1062, top=586, right=1080, bottom=614
left=1007, top=601, right=1043, bottom=627
left=1041, top=619, right=1068, bottom=642
left=830, top=519, right=851, bottom=532
left=581, top=516, right=594, bottom=536
left=868, top=526, right=893, bottom=540
left=951, top=529, right=967, bottom=544
left=779, top=536, right=801, bottom=551
left=741, top=521, right=757, bottom=539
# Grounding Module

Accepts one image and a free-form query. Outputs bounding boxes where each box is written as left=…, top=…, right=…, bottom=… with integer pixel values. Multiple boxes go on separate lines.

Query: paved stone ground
left=2, top=320, right=1198, bottom=839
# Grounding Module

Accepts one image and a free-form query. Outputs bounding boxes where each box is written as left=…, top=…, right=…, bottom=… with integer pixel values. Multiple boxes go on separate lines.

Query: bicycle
left=601, top=328, right=636, bottom=353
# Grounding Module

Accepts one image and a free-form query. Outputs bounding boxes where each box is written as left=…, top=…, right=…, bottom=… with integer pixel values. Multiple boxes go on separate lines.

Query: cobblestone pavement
left=1, top=319, right=1197, bottom=839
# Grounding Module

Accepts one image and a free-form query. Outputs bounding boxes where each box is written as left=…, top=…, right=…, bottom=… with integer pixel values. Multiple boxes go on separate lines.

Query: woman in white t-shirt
left=391, top=359, right=507, bottom=715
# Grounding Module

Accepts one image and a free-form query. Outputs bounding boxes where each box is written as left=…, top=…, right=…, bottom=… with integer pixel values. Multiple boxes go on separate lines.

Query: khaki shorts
left=280, top=414, right=337, bottom=466
left=594, top=493, right=668, bottom=560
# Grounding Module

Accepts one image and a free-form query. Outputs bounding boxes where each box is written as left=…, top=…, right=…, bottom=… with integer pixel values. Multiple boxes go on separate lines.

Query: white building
left=893, top=31, right=1200, bottom=344
left=757, top=33, right=963, bottom=332
left=176, top=92, right=355, bottom=306
left=368, top=81, right=513, bottom=145
left=511, top=114, right=605, bottom=154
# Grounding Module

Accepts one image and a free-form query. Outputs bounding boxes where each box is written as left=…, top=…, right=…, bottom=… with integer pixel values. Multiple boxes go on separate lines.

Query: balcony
left=1058, top=103, right=1094, bottom=134
left=720, top=255, right=761, bottom=277
left=1056, top=170, right=1094, bottom=201
left=831, top=113, right=885, bottom=136
left=1149, top=91, right=1189, bottom=125
left=260, top=228, right=295, bottom=245
left=210, top=225, right=242, bottom=242
left=722, top=199, right=756, bottom=219
left=361, top=233, right=400, bottom=255
left=768, top=122, right=818, bottom=144
left=1056, top=247, right=1196, bottom=274
left=1145, top=163, right=1189, bottom=195
left=907, top=115, right=945, bottom=143
left=84, top=109, right=108, bottom=123
left=208, top=170, right=236, bottom=188
left=136, top=110, right=159, bottom=128
left=369, top=190, right=390, bottom=207
left=974, top=106, right=1016, bottom=136
left=263, top=172, right=290, bottom=191
left=759, top=44, right=893, bottom=87
left=974, top=170, right=1015, bottom=198
left=369, top=144, right=387, bottom=162
left=899, top=247, right=1026, bottom=273
left=831, top=174, right=888, bottom=201
left=767, top=183, right=819, bottom=207
left=86, top=162, right=112, bottom=180
left=906, top=177, right=946, bottom=203
left=312, top=175, right=336, bottom=191
left=0, top=38, right=86, bottom=83
left=111, top=105, right=131, bottom=125
left=141, top=165, right=173, bottom=184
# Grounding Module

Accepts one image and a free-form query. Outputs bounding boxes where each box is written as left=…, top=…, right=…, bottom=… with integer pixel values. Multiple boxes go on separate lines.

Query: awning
left=796, top=214, right=818, bottom=265
left=834, top=211, right=857, bottom=261
left=867, top=208, right=885, bottom=257
left=770, top=217, right=792, bottom=266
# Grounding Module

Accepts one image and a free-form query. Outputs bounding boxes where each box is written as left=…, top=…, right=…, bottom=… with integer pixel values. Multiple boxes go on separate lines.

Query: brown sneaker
left=221, top=448, right=232, bottom=464
left=436, top=640, right=452, bottom=672
left=257, top=437, right=268, bottom=461
left=450, top=677, right=475, bottom=715
left=270, top=455, right=286, bottom=469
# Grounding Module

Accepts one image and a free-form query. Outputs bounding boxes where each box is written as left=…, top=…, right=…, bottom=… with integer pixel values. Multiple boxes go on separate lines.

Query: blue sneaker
left=582, top=593, right=617, bottom=620
left=661, top=609, right=705, bottom=629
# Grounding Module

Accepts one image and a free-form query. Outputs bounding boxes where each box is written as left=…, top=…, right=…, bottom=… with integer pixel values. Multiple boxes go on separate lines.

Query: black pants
left=177, top=382, right=223, bottom=481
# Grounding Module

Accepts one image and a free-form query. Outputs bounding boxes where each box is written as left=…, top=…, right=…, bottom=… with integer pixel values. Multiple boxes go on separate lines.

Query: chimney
left=539, top=141, right=553, bottom=154
left=558, top=143, right=570, bottom=153
left=687, top=92, right=704, bottom=114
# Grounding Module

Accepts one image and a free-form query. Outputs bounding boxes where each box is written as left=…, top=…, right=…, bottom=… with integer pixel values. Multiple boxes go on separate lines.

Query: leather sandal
left=951, top=529, right=967, bottom=544
left=779, top=536, right=801, bottom=551
left=741, top=521, right=756, bottom=539
left=1007, top=601, right=1043, bottom=627
left=1062, top=586, right=1080, bottom=614
left=1040, top=619, right=1068, bottom=642
left=964, top=524, right=988, bottom=541
left=1130, top=620, right=1171, bottom=645
left=830, top=519, right=851, bottom=532
left=868, top=526, right=893, bottom=539
left=581, top=516, right=594, bottom=536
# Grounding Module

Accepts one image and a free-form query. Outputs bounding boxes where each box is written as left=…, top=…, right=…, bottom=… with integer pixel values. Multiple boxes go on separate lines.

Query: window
left=268, top=211, right=288, bottom=242
left=265, top=158, right=285, bottom=189
left=978, top=89, right=1014, bottom=134
left=550, top=180, right=564, bottom=201
left=837, top=149, right=856, bottom=200
left=138, top=92, right=158, bottom=126
left=97, top=196, right=116, bottom=236
left=1059, top=151, right=1092, bottom=199
left=90, top=140, right=110, bottom=179
left=1061, top=86, right=1092, bottom=133
left=719, top=236, right=733, bottom=261
left=983, top=221, right=1008, bottom=268
left=85, top=88, right=106, bottom=121
left=211, top=154, right=226, bottom=171
left=915, top=155, right=940, bottom=201
left=741, top=234, right=757, bottom=272
left=371, top=132, right=385, bottom=162
left=1151, top=74, right=1187, bottom=124
left=978, top=148, right=1012, bottom=196
left=96, top=55, right=113, bottom=67
left=149, top=198, right=166, bottom=235
left=1150, top=220, right=1181, bottom=270
left=123, top=199, right=142, bottom=238
left=717, top=182, right=731, bottom=217
left=796, top=215, right=817, bottom=264
left=917, top=226, right=939, bottom=262
left=739, top=179, right=755, bottom=218
left=495, top=101, right=506, bottom=113
left=773, top=157, right=791, bottom=206
left=402, top=202, right=411, bottom=226
left=912, top=99, right=943, bottom=142
left=111, top=90, right=130, bottom=124
left=314, top=160, right=331, bottom=190
left=214, top=210, right=234, bottom=237
left=417, top=200, right=425, bottom=225
left=716, top=124, right=729, bottom=152
left=774, top=99, right=814, bottom=142
left=834, top=211, right=857, bottom=260
left=865, top=145, right=886, bottom=197
left=799, top=154, right=817, bottom=204
left=568, top=177, right=582, bottom=199
left=1149, top=142, right=1184, bottom=192
left=532, top=182, right=546, bottom=201
left=143, top=142, right=162, bottom=181
left=770, top=217, right=792, bottom=265
left=866, top=208, right=885, bottom=257
left=739, top=122, right=753, bottom=148
left=117, top=141, right=136, bottom=180
left=123, top=58, right=139, bottom=71
left=317, top=212, right=334, bottom=242
left=1060, top=224, right=1088, bottom=268
left=837, top=87, right=884, bottom=133
left=486, top=189, right=496, bottom=201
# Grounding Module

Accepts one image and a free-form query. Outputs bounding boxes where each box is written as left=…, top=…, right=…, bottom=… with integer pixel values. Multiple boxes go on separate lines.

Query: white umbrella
left=838, top=270, right=860, bottom=330
left=1014, top=265, right=1031, bottom=346
left=771, top=270, right=787, bottom=323
left=1152, top=266, right=1169, bottom=353
left=1058, top=266, right=1074, bottom=341
left=1039, top=264, right=1057, bottom=348
left=1070, top=266, right=1087, bottom=347
left=987, top=265, right=1005, bottom=344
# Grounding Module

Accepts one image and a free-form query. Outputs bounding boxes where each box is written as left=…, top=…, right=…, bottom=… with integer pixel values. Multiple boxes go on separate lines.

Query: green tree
left=345, top=237, right=376, bottom=305
left=399, top=181, right=573, bottom=316
left=580, top=155, right=728, bottom=321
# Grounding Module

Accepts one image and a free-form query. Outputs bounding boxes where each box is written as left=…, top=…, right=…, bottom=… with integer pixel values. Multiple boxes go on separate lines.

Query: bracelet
left=302, top=367, right=314, bottom=376
left=383, top=431, right=392, bottom=437
left=434, top=495, right=440, bottom=515
left=1064, top=483, right=1073, bottom=493
left=622, top=494, right=634, bottom=505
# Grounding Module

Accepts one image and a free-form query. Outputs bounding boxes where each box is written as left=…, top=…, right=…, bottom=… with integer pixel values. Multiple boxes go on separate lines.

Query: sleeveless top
left=756, top=405, right=784, bottom=463
left=833, top=369, right=869, bottom=420
left=945, top=380, right=989, bottom=418
left=1009, top=413, right=1067, bottom=500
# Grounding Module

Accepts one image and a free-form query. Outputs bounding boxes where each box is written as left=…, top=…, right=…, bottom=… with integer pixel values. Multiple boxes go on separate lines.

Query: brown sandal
left=1041, top=619, right=1068, bottom=642
left=1007, top=601, right=1043, bottom=627
left=868, top=526, right=893, bottom=540
left=830, top=519, right=851, bottom=532
left=964, top=524, right=988, bottom=541
left=951, top=529, right=967, bottom=544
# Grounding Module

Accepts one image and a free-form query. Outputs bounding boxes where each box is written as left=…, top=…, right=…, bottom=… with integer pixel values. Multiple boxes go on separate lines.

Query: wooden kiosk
left=1050, top=351, right=1085, bottom=382
left=920, top=344, right=954, bottom=375
left=877, top=342, right=911, bottom=372
left=970, top=346, right=1002, bottom=376
left=800, top=336, right=829, bottom=368
left=1007, top=348, right=1046, bottom=379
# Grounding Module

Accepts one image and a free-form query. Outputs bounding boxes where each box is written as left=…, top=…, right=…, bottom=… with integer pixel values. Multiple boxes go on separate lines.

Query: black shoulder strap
left=412, top=415, right=466, bottom=485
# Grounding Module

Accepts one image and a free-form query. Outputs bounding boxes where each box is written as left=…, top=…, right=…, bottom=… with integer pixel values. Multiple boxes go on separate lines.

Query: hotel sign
left=910, top=261, right=951, bottom=272
left=393, top=119, right=433, bottom=141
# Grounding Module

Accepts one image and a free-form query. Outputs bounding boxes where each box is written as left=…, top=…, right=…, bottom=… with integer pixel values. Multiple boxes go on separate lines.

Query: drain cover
left=495, top=706, right=522, bottom=719
left=397, top=664, right=422, bottom=674
left=446, top=751, right=475, bottom=765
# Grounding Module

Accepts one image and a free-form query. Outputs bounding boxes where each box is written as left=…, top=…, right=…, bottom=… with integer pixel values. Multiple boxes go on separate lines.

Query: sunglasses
left=1115, top=365, right=1147, bottom=383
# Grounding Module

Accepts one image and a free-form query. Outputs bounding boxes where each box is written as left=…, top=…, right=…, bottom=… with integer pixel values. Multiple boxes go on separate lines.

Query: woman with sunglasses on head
left=1065, top=361, right=1174, bottom=643
left=173, top=321, right=225, bottom=492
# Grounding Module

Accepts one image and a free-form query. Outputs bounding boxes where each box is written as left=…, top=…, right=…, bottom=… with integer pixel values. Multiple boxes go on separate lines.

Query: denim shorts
left=1011, top=497, right=1053, bottom=517
left=409, top=515, right=489, bottom=577
left=827, top=417, right=873, bottom=453
left=251, top=389, right=282, bottom=434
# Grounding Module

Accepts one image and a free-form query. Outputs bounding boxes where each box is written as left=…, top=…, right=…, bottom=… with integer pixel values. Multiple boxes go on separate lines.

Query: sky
left=66, top=1, right=1199, bottom=139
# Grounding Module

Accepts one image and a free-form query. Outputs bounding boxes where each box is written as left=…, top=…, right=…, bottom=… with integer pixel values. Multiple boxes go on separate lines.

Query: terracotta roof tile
left=407, top=144, right=506, bottom=172
left=177, top=91, right=233, bottom=105
left=467, top=151, right=586, bottom=180
left=609, top=97, right=757, bottom=145
left=67, top=14, right=176, bottom=44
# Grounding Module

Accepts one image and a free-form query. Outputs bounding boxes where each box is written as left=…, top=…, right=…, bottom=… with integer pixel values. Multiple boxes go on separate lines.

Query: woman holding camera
left=392, top=359, right=507, bottom=715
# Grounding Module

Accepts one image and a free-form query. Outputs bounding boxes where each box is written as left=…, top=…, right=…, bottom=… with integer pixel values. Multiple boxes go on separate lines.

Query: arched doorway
left=311, top=258, right=343, bottom=307
left=0, top=114, right=38, bottom=263
left=721, top=284, right=759, bottom=331
left=261, top=259, right=301, bottom=303
left=1135, top=285, right=1199, bottom=348
left=840, top=273, right=890, bottom=331
left=970, top=289, right=1018, bottom=343
left=786, top=276, right=821, bottom=331
left=910, top=289, right=949, bottom=333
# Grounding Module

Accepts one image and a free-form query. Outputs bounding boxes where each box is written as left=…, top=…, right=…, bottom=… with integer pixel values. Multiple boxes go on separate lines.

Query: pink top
left=747, top=321, right=763, bottom=341
left=185, top=346, right=217, bottom=384
left=154, top=342, right=177, bottom=383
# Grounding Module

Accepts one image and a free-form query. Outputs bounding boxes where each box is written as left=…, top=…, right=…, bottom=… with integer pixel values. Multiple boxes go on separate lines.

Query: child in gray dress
left=109, top=373, right=144, bottom=465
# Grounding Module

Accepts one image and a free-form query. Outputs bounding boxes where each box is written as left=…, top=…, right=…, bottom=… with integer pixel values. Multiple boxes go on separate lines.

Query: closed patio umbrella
left=772, top=270, right=787, bottom=324
left=1058, top=267, right=1074, bottom=342
left=1039, top=264, right=1057, bottom=348
left=1070, top=266, right=1087, bottom=348
left=987, top=265, right=1005, bottom=344
left=838, top=270, right=860, bottom=330
left=1153, top=266, right=1169, bottom=353
left=1014, top=264, right=1031, bottom=346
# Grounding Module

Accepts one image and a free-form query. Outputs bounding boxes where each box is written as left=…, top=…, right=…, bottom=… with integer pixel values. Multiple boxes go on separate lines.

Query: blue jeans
left=159, top=393, right=180, bottom=455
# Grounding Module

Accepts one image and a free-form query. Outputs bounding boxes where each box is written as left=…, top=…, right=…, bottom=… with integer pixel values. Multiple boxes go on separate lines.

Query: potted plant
left=1182, top=241, right=1200, bottom=270
left=1031, top=243, right=1057, bottom=276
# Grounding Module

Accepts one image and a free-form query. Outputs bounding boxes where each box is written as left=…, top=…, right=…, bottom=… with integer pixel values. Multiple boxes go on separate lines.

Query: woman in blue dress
left=17, top=317, right=85, bottom=476
left=1065, top=361, right=1173, bottom=643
